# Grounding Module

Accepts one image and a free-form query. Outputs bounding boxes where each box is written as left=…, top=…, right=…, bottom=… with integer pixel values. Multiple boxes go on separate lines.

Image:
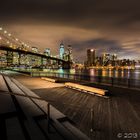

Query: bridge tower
left=62, top=61, right=72, bottom=69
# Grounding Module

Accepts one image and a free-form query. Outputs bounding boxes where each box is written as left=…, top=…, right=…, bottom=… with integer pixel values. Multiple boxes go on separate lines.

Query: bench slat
left=41, top=77, right=56, bottom=83
left=65, top=82, right=108, bottom=96
left=0, top=94, right=16, bottom=114
left=0, top=75, right=9, bottom=92
left=3, top=77, right=89, bottom=140
left=11, top=78, right=89, bottom=140
left=4, top=76, right=25, bottom=95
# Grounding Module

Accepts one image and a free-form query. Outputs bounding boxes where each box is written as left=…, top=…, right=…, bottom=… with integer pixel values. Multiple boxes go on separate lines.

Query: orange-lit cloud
left=0, top=0, right=140, bottom=61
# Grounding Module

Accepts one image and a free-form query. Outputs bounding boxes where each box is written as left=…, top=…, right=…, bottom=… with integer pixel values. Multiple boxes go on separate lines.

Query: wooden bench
left=41, top=77, right=57, bottom=83
left=3, top=76, right=48, bottom=140
left=11, top=78, right=89, bottom=139
left=65, top=82, right=108, bottom=96
left=3, top=77, right=89, bottom=140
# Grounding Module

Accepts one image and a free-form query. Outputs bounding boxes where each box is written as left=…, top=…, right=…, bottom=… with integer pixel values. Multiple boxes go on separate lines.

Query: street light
left=10, top=44, right=13, bottom=48
left=4, top=30, right=7, bottom=34
left=8, top=33, right=11, bottom=36
left=7, top=41, right=10, bottom=44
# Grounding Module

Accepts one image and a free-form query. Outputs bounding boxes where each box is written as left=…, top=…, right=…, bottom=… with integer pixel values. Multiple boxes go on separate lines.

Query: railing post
left=90, top=108, right=94, bottom=133
left=47, top=103, right=50, bottom=133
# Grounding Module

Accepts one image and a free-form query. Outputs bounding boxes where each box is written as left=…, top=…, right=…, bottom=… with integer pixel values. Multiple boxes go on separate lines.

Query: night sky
left=0, top=0, right=140, bottom=62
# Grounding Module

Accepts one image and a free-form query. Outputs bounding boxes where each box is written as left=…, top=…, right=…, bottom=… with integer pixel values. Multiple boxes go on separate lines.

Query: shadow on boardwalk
left=16, top=77, right=140, bottom=140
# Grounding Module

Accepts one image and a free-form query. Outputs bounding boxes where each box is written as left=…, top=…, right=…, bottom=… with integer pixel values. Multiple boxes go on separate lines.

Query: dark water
left=41, top=68, right=140, bottom=88
left=43, top=68, right=140, bottom=80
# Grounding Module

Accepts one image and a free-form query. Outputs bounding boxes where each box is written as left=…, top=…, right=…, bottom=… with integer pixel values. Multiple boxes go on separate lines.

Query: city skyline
left=0, top=26, right=139, bottom=66
left=0, top=0, right=140, bottom=61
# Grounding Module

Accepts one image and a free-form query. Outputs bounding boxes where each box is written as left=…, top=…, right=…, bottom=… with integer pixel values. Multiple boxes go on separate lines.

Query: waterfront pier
left=0, top=73, right=89, bottom=140
left=0, top=71, right=139, bottom=140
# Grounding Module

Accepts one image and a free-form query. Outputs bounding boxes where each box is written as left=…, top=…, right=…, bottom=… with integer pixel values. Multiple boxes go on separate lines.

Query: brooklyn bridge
left=0, top=27, right=72, bottom=69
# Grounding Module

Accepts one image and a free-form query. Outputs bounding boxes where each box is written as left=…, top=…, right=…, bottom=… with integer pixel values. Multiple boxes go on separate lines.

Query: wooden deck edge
left=65, top=82, right=109, bottom=97
left=41, top=77, right=57, bottom=83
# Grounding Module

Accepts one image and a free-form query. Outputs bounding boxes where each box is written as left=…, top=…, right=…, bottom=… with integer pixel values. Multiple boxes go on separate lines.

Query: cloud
left=0, top=0, right=140, bottom=61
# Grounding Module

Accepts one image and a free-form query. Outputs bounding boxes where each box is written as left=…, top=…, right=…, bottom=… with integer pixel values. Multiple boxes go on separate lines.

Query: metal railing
left=31, top=71, right=140, bottom=89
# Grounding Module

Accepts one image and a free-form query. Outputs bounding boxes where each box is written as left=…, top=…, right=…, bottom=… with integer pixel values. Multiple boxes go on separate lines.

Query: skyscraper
left=87, top=49, right=96, bottom=66
left=102, top=53, right=111, bottom=66
left=67, top=45, right=73, bottom=62
left=59, top=42, right=65, bottom=59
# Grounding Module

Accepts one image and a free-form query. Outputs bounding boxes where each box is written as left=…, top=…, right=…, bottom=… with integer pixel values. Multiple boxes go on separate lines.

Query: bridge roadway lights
left=0, top=46, right=72, bottom=68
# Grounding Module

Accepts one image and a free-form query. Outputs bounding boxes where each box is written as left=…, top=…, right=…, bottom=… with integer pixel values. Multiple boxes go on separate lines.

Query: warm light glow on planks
left=41, top=77, right=56, bottom=83
left=65, top=82, right=108, bottom=96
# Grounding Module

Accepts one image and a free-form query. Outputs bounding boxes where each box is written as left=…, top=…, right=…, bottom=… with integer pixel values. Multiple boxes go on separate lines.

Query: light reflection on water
left=43, top=68, right=75, bottom=74
left=42, top=68, right=140, bottom=80
left=85, top=69, right=140, bottom=79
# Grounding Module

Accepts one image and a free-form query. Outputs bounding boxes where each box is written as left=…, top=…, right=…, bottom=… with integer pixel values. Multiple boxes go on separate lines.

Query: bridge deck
left=16, top=76, right=140, bottom=140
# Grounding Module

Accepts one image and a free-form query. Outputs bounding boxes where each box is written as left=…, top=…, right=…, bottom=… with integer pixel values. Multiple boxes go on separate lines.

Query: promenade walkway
left=15, top=76, right=140, bottom=140
left=0, top=74, right=89, bottom=140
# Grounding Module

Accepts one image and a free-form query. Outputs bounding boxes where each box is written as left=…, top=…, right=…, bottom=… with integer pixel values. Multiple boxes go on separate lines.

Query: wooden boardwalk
left=0, top=75, right=89, bottom=140
left=16, top=77, right=140, bottom=140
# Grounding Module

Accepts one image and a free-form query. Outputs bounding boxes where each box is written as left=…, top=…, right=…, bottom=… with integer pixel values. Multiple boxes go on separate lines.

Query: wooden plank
left=12, top=78, right=89, bottom=140
left=7, top=96, right=47, bottom=140
left=15, top=77, right=140, bottom=140
left=0, top=75, right=9, bottom=92
left=6, top=117, right=25, bottom=140
left=41, top=77, right=57, bottom=83
left=65, top=82, right=108, bottom=95
left=4, top=76, right=25, bottom=95
left=11, top=78, right=67, bottom=119
left=3, top=77, right=47, bottom=140
left=0, top=94, right=16, bottom=114
left=29, top=97, right=90, bottom=140
left=11, top=78, right=40, bottom=98
left=37, top=119, right=65, bottom=140
left=62, top=121, right=90, bottom=140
